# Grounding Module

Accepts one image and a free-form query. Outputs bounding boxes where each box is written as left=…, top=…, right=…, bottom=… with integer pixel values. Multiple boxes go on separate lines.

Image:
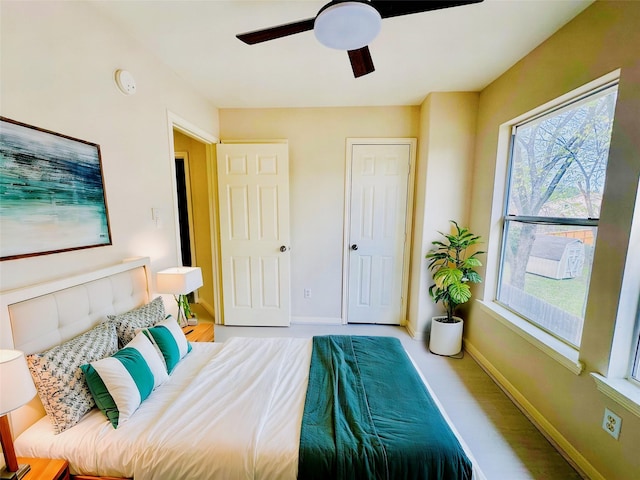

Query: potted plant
left=425, top=220, right=484, bottom=356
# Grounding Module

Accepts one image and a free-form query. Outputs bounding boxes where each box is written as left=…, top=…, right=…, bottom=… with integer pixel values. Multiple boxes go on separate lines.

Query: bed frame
left=0, top=257, right=151, bottom=459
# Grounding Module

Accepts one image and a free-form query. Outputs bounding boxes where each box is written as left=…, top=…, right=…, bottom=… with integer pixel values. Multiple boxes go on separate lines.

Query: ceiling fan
left=236, top=0, right=484, bottom=78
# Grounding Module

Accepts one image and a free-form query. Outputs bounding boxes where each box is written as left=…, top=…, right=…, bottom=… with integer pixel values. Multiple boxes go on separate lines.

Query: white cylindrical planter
left=429, top=316, right=463, bottom=356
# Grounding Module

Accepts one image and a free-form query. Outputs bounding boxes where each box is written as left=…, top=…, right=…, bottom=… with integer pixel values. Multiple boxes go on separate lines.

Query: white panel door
left=216, top=143, right=290, bottom=326
left=348, top=143, right=411, bottom=324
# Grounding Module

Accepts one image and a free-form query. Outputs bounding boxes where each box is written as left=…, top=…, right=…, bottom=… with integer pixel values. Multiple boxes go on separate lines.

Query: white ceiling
left=90, top=0, right=594, bottom=108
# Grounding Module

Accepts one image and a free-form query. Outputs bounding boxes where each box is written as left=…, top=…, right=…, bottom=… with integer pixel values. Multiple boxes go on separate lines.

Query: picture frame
left=0, top=117, right=112, bottom=260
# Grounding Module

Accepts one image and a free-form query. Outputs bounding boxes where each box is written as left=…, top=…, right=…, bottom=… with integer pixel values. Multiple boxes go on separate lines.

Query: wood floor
left=194, top=308, right=582, bottom=480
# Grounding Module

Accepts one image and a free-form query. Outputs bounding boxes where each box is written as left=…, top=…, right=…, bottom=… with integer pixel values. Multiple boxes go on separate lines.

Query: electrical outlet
left=602, top=408, right=621, bottom=440
left=304, top=288, right=311, bottom=299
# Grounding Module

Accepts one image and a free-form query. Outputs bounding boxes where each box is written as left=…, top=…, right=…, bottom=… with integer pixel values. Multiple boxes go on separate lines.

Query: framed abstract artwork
left=0, top=117, right=112, bottom=260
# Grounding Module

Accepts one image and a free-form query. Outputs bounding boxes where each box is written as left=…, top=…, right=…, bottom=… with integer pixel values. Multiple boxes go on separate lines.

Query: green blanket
left=298, top=336, right=473, bottom=480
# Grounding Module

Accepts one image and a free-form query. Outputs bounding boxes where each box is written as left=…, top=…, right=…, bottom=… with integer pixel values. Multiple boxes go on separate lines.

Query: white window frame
left=590, top=175, right=640, bottom=417
left=480, top=71, right=621, bottom=375
left=629, top=308, right=640, bottom=386
left=496, top=82, right=617, bottom=348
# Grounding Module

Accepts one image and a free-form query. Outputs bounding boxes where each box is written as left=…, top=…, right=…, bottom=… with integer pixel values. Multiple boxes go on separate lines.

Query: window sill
left=477, top=300, right=584, bottom=375
left=591, top=373, right=640, bottom=418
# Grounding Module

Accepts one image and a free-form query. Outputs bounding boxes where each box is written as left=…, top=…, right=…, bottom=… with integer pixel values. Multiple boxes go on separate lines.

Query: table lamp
left=0, top=350, right=37, bottom=480
left=156, top=266, right=203, bottom=327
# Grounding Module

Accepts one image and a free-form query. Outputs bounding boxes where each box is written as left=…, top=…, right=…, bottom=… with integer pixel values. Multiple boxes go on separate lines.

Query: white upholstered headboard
left=0, top=257, right=152, bottom=436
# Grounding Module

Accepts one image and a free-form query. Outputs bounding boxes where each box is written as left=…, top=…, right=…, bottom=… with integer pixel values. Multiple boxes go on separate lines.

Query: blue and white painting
left=0, top=117, right=111, bottom=260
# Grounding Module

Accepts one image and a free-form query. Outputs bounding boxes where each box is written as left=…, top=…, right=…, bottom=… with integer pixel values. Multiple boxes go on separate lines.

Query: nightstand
left=182, top=322, right=214, bottom=342
left=16, top=458, right=69, bottom=480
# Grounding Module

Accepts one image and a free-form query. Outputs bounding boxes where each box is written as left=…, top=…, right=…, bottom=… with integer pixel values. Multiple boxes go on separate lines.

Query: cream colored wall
left=0, top=1, right=219, bottom=293
left=407, top=92, right=479, bottom=338
left=173, top=131, right=215, bottom=317
left=466, top=2, right=640, bottom=479
left=219, top=107, right=419, bottom=321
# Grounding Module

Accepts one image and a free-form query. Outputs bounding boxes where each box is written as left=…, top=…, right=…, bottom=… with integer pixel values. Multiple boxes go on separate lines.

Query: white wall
left=0, top=1, right=219, bottom=292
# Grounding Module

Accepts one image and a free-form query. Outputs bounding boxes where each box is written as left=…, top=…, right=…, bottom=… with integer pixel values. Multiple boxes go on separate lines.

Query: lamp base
left=0, top=463, right=31, bottom=480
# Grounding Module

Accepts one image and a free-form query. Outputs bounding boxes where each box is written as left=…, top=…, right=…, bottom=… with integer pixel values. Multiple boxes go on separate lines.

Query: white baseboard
left=464, top=340, right=604, bottom=480
left=290, top=316, right=343, bottom=325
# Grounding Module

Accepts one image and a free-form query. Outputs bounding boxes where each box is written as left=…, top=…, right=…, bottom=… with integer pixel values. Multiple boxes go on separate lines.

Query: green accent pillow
left=143, top=318, right=192, bottom=374
left=81, top=363, right=120, bottom=428
left=81, top=332, right=168, bottom=428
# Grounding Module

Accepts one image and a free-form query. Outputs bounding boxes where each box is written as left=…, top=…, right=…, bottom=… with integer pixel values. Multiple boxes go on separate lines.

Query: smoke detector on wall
left=114, top=69, right=137, bottom=95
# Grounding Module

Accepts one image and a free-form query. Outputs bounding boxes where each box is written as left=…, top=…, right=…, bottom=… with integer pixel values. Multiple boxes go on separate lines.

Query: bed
left=1, top=258, right=485, bottom=480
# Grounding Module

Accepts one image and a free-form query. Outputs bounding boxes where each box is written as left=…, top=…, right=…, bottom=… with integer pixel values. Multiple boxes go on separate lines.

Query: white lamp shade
left=0, top=350, right=37, bottom=416
left=314, top=1, right=381, bottom=51
left=156, top=267, right=203, bottom=295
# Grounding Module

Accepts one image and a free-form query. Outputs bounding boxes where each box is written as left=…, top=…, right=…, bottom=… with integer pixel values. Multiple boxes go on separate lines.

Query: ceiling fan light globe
left=314, top=1, right=381, bottom=51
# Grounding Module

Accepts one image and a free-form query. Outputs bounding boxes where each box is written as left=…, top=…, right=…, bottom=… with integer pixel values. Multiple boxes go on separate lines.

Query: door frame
left=342, top=138, right=417, bottom=325
left=166, top=111, right=223, bottom=324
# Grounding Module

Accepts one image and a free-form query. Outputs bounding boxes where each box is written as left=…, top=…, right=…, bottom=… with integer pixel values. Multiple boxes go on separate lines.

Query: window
left=631, top=307, right=640, bottom=384
left=497, top=83, right=618, bottom=347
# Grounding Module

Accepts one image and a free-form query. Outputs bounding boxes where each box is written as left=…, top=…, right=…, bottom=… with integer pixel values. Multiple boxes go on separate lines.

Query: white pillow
left=125, top=332, right=169, bottom=389
left=82, top=332, right=168, bottom=427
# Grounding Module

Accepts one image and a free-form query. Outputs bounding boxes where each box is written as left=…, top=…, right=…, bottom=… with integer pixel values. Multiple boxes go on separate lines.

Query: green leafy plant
left=425, top=221, right=484, bottom=322
left=172, top=294, right=196, bottom=326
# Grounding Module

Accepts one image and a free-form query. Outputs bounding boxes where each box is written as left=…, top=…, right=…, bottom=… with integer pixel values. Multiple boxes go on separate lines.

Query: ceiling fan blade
left=371, top=0, right=483, bottom=19
left=348, top=46, right=375, bottom=78
left=237, top=18, right=315, bottom=45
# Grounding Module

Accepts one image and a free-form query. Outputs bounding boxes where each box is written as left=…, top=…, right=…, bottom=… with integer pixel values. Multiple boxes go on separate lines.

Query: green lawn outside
left=523, top=264, right=590, bottom=318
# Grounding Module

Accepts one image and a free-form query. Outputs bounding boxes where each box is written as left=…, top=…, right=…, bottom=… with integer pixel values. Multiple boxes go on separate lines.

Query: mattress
left=15, top=337, right=485, bottom=480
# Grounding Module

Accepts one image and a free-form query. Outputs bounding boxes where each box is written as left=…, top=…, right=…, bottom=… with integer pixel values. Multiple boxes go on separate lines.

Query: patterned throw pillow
left=108, top=296, right=165, bottom=347
left=27, top=320, right=118, bottom=434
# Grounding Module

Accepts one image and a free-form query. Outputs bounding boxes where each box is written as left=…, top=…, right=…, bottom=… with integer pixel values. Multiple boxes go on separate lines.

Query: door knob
left=351, top=244, right=358, bottom=251
left=280, top=245, right=289, bottom=252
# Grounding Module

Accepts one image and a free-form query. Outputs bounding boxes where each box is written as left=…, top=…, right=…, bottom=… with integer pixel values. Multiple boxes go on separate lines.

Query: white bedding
left=16, top=336, right=485, bottom=480
left=16, top=338, right=312, bottom=479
